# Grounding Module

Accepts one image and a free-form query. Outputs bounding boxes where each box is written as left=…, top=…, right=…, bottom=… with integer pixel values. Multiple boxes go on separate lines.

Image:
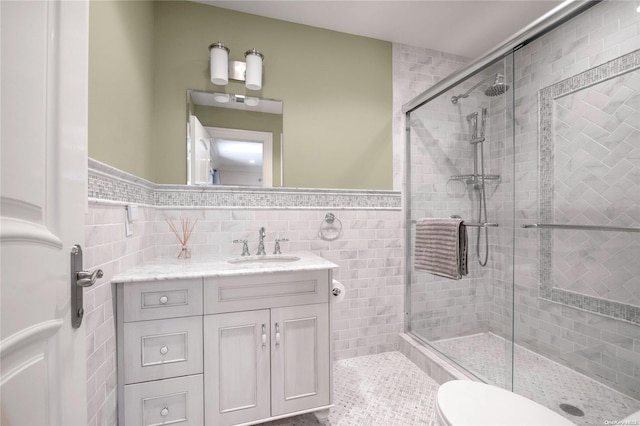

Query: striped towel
left=414, top=218, right=468, bottom=279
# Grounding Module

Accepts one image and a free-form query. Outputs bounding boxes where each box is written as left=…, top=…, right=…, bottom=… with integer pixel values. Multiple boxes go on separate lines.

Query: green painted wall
left=90, top=0, right=393, bottom=189
left=88, top=0, right=155, bottom=181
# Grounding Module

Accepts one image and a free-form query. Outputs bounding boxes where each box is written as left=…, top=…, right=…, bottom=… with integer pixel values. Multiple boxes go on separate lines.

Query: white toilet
left=436, top=380, right=640, bottom=426
left=436, top=380, right=576, bottom=426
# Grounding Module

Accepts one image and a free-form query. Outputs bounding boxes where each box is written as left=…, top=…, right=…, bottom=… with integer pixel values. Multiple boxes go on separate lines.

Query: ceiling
left=194, top=0, right=566, bottom=59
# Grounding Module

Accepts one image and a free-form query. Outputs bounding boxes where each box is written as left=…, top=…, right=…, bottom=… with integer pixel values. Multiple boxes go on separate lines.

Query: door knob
left=76, top=269, right=104, bottom=287
left=71, top=245, right=103, bottom=328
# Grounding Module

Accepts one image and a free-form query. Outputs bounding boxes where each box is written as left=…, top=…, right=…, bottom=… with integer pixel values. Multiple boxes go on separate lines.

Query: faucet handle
left=233, top=239, right=250, bottom=256
left=273, top=238, right=289, bottom=255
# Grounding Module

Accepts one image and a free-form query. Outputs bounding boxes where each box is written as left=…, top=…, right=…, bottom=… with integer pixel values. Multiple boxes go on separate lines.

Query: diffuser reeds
left=166, top=217, right=198, bottom=259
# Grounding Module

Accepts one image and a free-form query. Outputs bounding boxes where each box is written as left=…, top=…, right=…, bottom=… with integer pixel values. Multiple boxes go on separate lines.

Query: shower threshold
left=428, top=332, right=640, bottom=426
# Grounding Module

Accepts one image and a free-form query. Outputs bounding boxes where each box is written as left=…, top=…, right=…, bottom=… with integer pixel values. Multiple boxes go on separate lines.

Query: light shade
left=244, top=48, right=264, bottom=90
left=244, top=97, right=259, bottom=107
left=213, top=93, right=230, bottom=103
left=209, top=42, right=230, bottom=85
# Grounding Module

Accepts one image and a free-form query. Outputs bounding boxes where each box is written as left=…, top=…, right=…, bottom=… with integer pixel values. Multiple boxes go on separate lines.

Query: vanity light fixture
left=244, top=48, right=264, bottom=90
left=208, top=41, right=264, bottom=90
left=213, top=93, right=231, bottom=103
left=244, top=96, right=259, bottom=107
left=209, top=42, right=230, bottom=85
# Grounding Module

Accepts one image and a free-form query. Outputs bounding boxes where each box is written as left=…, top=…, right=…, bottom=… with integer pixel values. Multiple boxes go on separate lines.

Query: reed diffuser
left=166, top=217, right=198, bottom=260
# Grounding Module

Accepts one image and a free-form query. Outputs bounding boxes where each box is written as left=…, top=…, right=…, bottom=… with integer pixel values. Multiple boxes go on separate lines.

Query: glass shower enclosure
left=404, top=1, right=640, bottom=423
left=405, top=54, right=516, bottom=388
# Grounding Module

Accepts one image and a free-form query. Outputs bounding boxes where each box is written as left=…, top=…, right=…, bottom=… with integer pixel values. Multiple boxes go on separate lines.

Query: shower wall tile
left=392, top=43, right=470, bottom=192
left=514, top=0, right=640, bottom=399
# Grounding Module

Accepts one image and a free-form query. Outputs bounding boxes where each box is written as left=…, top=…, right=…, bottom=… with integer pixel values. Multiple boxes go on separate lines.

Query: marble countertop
left=112, top=252, right=338, bottom=283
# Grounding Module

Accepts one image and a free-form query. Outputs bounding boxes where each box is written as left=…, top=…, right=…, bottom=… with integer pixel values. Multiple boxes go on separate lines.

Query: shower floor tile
left=258, top=351, right=439, bottom=426
left=433, top=332, right=640, bottom=426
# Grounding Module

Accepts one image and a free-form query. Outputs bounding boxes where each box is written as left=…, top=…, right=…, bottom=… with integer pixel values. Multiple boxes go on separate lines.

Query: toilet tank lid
left=437, top=380, right=576, bottom=426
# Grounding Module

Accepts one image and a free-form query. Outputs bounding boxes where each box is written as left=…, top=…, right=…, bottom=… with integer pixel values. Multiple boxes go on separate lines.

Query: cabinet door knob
left=275, top=322, right=280, bottom=347
left=160, top=346, right=169, bottom=355
left=160, top=407, right=169, bottom=417
left=261, top=324, right=267, bottom=349
left=159, top=295, right=168, bottom=304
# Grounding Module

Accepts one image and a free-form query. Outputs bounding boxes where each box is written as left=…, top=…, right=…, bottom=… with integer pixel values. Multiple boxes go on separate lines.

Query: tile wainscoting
left=83, top=159, right=404, bottom=426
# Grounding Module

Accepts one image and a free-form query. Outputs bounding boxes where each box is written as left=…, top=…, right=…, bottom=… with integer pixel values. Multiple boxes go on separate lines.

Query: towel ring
left=319, top=212, right=343, bottom=241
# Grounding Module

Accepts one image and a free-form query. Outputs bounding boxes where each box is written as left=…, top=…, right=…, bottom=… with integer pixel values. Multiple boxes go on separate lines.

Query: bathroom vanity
left=113, top=253, right=337, bottom=426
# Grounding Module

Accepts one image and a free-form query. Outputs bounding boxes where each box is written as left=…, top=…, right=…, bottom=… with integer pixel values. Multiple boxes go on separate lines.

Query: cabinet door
left=271, top=303, right=330, bottom=416
left=204, top=310, right=271, bottom=426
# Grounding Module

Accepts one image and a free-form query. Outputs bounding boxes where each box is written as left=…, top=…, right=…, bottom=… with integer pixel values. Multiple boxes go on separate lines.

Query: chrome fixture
left=319, top=212, right=343, bottom=241
left=411, top=220, right=498, bottom=228
left=256, top=227, right=267, bottom=255
left=523, top=223, right=640, bottom=233
left=71, top=244, right=103, bottom=328
left=233, top=239, right=250, bottom=256
left=273, top=238, right=289, bottom=255
left=484, top=73, right=509, bottom=97
left=209, top=41, right=264, bottom=90
left=467, top=107, right=490, bottom=267
left=450, top=73, right=509, bottom=104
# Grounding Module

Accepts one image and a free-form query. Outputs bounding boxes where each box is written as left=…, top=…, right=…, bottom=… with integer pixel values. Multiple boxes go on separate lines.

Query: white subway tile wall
left=513, top=0, right=640, bottom=400
left=84, top=203, right=403, bottom=425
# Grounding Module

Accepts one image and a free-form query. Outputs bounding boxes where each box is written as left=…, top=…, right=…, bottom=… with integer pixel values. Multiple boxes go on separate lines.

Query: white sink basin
left=227, top=255, right=301, bottom=264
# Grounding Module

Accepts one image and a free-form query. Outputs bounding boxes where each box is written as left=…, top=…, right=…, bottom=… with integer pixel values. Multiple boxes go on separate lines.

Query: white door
left=1, top=1, right=89, bottom=425
left=188, top=114, right=211, bottom=185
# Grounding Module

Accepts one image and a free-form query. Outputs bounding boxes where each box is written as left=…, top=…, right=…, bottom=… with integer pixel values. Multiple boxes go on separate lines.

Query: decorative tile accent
left=87, top=161, right=154, bottom=205
left=538, top=49, right=640, bottom=325
left=88, top=158, right=401, bottom=209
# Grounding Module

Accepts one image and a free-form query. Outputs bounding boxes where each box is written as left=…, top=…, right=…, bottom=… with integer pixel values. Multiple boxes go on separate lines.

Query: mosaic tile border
left=88, top=158, right=401, bottom=209
left=538, top=49, right=640, bottom=325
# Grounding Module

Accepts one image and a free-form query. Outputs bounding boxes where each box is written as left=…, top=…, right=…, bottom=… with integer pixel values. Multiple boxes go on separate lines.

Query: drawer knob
left=160, top=346, right=169, bottom=355
left=159, top=296, right=168, bottom=304
left=160, top=407, right=169, bottom=417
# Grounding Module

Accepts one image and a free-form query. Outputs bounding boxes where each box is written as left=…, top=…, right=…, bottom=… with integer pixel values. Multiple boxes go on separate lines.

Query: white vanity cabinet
left=204, top=270, right=332, bottom=426
left=115, top=258, right=335, bottom=426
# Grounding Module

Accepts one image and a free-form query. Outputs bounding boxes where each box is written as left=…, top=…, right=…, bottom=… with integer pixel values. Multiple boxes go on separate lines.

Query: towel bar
left=410, top=220, right=498, bottom=228
left=522, top=223, right=640, bottom=233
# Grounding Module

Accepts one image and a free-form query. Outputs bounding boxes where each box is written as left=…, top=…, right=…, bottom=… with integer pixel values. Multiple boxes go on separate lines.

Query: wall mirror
left=187, top=90, right=283, bottom=186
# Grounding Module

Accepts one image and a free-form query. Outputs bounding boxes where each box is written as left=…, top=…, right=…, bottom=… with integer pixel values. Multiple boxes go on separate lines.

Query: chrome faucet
left=256, top=227, right=266, bottom=255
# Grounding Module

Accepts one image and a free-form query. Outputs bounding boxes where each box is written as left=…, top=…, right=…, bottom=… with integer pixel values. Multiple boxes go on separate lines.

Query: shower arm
left=451, top=74, right=497, bottom=103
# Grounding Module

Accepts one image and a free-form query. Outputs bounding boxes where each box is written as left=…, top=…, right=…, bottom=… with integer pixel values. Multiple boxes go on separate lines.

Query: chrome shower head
left=484, top=74, right=509, bottom=97
left=451, top=73, right=509, bottom=104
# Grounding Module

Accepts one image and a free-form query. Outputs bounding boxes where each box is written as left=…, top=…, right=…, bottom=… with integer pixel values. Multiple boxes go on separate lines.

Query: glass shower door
left=406, top=54, right=515, bottom=390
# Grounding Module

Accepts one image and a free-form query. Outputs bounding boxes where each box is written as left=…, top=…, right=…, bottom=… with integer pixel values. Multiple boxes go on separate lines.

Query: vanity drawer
left=122, top=279, right=203, bottom=322
left=123, top=316, right=203, bottom=384
left=204, top=270, right=329, bottom=314
left=124, top=374, right=203, bottom=426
